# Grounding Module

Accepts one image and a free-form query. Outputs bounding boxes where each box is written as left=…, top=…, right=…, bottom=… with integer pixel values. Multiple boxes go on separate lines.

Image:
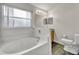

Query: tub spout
left=36, top=37, right=40, bottom=42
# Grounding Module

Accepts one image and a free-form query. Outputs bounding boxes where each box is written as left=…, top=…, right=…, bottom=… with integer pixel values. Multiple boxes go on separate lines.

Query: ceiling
left=31, top=3, right=58, bottom=11
left=30, top=3, right=77, bottom=11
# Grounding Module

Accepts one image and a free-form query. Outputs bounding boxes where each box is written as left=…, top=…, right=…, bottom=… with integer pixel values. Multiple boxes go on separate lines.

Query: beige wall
left=35, top=14, right=47, bottom=27
left=48, top=4, right=79, bottom=42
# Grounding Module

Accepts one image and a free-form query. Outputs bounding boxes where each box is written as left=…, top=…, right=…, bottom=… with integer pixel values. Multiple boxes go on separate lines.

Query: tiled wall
left=1, top=28, right=34, bottom=43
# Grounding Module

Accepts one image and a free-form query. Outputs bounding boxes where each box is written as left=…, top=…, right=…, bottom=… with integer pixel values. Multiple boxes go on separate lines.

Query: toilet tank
left=74, top=34, right=79, bottom=45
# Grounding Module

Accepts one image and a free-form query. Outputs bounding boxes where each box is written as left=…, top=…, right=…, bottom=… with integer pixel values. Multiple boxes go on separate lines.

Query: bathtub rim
left=15, top=40, right=48, bottom=55
left=0, top=40, right=48, bottom=55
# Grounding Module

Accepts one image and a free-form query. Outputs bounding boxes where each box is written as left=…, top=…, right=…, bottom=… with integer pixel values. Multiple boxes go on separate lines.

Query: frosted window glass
left=9, top=8, right=13, bottom=17
left=9, top=17, right=14, bottom=28
left=13, top=9, right=26, bottom=18
left=26, top=19, right=31, bottom=27
left=13, top=18, right=27, bottom=27
left=3, top=16, right=8, bottom=28
left=26, top=12, right=31, bottom=19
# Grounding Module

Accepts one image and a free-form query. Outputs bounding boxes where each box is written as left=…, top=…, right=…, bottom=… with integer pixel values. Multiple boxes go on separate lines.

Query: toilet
left=61, top=34, right=79, bottom=54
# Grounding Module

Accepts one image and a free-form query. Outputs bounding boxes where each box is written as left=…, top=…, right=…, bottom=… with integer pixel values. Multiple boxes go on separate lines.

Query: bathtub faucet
left=36, top=37, right=40, bottom=42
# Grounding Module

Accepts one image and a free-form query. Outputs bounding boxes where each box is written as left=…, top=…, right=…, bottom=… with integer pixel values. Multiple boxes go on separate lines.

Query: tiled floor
left=52, top=42, right=74, bottom=55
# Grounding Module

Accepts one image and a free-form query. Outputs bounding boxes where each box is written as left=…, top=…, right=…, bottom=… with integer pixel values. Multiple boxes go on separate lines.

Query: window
left=3, top=5, right=32, bottom=28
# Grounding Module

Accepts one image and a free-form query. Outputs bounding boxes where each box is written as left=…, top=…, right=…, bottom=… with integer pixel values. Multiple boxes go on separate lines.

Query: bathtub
left=0, top=37, right=48, bottom=55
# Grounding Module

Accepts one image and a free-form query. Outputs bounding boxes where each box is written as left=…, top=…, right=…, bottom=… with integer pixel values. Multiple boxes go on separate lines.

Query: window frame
left=2, top=5, right=32, bottom=28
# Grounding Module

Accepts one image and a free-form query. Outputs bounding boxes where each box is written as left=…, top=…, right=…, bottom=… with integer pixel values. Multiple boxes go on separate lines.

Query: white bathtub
left=0, top=37, right=48, bottom=55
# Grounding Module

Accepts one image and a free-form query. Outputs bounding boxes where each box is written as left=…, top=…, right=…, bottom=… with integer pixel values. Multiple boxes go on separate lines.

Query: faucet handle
left=36, top=37, right=40, bottom=42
